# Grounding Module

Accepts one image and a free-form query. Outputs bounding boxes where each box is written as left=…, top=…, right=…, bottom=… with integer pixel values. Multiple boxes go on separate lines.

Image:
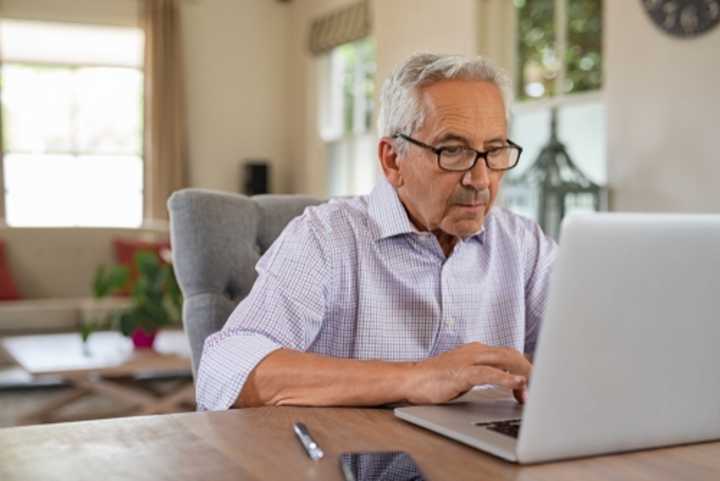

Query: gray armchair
left=168, top=188, right=323, bottom=376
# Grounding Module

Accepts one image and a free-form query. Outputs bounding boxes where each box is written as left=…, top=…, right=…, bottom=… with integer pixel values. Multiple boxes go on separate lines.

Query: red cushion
left=113, top=238, right=171, bottom=295
left=0, top=240, right=22, bottom=301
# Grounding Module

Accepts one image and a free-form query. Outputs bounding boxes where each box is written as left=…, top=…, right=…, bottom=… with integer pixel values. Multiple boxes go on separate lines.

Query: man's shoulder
left=293, top=195, right=371, bottom=236
left=488, top=206, right=543, bottom=237
left=487, top=207, right=557, bottom=266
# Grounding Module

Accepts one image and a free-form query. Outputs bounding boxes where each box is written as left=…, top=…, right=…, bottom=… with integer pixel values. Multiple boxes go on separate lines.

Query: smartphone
left=339, top=451, right=428, bottom=481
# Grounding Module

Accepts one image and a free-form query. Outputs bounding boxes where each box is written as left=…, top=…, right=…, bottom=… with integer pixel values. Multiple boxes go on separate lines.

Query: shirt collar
left=367, top=177, right=487, bottom=244
left=368, top=177, right=417, bottom=241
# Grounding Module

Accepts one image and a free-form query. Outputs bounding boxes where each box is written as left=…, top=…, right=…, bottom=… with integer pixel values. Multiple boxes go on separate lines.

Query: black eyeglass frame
left=393, top=133, right=523, bottom=172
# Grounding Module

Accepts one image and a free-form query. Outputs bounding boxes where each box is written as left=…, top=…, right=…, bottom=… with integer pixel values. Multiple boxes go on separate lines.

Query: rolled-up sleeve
left=196, top=211, right=334, bottom=411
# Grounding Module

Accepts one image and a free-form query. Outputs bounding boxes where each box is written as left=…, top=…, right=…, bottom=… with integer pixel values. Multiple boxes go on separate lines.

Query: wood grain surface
left=1, top=406, right=719, bottom=481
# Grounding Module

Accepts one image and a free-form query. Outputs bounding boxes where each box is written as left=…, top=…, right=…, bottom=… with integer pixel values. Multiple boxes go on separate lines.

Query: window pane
left=76, top=68, right=143, bottom=155
left=557, top=101, right=606, bottom=183
left=2, top=65, right=74, bottom=152
left=511, top=102, right=605, bottom=182
left=510, top=108, right=551, bottom=176
left=1, top=20, right=144, bottom=227
left=4, top=154, right=142, bottom=227
left=354, top=39, right=375, bottom=133
left=322, top=38, right=375, bottom=140
left=565, top=0, right=603, bottom=94
left=327, top=134, right=377, bottom=196
left=322, top=38, right=377, bottom=197
left=516, top=0, right=603, bottom=98
left=515, top=0, right=557, bottom=100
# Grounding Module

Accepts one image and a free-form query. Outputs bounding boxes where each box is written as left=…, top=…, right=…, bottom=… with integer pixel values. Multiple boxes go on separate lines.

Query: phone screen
left=339, top=451, right=428, bottom=481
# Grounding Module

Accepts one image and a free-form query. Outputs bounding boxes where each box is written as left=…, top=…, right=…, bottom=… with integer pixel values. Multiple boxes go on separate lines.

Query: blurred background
left=0, top=0, right=718, bottom=427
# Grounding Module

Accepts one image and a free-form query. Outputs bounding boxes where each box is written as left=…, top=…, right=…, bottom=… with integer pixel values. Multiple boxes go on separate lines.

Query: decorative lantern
left=504, top=108, right=608, bottom=239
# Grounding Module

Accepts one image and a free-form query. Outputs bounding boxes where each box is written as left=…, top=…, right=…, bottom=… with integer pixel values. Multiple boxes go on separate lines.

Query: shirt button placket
left=440, top=261, right=455, bottom=332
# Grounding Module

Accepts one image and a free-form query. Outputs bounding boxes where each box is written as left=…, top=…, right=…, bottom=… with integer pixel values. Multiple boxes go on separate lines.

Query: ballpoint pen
left=293, top=422, right=324, bottom=461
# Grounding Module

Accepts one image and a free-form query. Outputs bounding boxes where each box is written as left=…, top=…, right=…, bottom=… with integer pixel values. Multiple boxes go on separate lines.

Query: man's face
left=388, top=79, right=508, bottom=239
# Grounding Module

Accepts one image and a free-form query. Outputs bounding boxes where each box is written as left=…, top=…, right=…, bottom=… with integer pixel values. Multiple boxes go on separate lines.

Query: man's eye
left=486, top=147, right=506, bottom=158
left=441, top=146, right=465, bottom=156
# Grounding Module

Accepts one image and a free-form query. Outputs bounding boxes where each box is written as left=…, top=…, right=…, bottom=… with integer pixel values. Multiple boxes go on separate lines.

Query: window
left=0, top=20, right=144, bottom=227
left=320, top=38, right=377, bottom=197
left=515, top=0, right=602, bottom=100
left=506, top=0, right=605, bottom=219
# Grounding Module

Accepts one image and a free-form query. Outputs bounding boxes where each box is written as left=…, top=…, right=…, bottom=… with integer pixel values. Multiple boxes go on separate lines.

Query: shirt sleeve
left=195, top=210, right=335, bottom=411
left=522, top=222, right=558, bottom=357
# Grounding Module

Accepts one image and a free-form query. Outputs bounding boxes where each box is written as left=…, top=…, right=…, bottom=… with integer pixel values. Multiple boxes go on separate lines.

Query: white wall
left=606, top=0, right=720, bottom=212
left=373, top=0, right=478, bottom=96
left=182, top=0, right=291, bottom=194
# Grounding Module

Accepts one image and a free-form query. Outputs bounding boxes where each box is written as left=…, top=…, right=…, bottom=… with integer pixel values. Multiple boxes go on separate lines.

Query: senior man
left=197, top=53, right=557, bottom=411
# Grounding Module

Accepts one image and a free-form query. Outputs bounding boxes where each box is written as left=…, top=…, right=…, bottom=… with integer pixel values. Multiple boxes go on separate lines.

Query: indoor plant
left=92, top=250, right=182, bottom=349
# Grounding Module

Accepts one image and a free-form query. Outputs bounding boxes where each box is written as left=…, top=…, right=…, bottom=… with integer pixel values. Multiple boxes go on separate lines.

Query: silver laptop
left=395, top=213, right=720, bottom=464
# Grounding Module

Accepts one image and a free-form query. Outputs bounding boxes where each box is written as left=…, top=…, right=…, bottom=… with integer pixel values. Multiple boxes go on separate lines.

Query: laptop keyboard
left=474, top=419, right=522, bottom=439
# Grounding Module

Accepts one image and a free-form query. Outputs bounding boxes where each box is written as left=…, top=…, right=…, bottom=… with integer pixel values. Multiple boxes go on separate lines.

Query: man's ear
left=378, top=137, right=404, bottom=188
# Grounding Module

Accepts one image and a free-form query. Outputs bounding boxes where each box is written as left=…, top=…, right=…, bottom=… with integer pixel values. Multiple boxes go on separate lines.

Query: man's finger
left=463, top=365, right=526, bottom=390
left=513, top=387, right=528, bottom=404
left=470, top=346, right=532, bottom=376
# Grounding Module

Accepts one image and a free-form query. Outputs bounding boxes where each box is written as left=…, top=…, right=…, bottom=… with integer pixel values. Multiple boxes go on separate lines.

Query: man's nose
left=461, top=159, right=490, bottom=190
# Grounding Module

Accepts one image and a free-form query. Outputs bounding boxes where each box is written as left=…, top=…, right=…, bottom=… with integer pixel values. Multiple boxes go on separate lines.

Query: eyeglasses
left=393, top=133, right=522, bottom=172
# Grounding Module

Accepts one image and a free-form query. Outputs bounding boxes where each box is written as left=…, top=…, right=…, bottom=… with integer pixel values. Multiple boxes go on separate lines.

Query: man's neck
left=433, top=230, right=458, bottom=258
left=399, top=202, right=459, bottom=258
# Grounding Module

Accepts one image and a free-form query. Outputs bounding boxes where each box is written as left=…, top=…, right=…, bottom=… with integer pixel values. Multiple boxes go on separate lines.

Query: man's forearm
left=235, top=348, right=416, bottom=407
left=234, top=342, right=531, bottom=408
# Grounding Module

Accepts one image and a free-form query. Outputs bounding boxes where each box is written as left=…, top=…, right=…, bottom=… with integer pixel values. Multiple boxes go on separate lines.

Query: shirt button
left=445, top=318, right=455, bottom=328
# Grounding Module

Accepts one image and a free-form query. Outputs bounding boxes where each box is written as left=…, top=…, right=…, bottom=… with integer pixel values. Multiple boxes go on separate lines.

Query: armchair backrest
left=168, top=188, right=323, bottom=376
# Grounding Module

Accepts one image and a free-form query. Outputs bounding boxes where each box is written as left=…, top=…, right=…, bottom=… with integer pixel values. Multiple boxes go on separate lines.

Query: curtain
left=0, top=0, right=5, bottom=224
left=142, top=0, right=188, bottom=221
left=308, top=1, right=371, bottom=56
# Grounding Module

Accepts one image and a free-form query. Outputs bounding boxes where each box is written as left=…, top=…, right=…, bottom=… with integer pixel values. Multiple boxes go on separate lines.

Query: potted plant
left=92, top=250, right=182, bottom=349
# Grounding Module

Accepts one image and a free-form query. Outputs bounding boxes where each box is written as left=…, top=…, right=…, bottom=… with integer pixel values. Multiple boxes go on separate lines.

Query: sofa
left=0, top=225, right=169, bottom=338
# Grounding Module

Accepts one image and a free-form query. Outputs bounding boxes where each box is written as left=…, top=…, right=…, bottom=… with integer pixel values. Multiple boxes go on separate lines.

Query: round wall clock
left=642, top=0, right=720, bottom=37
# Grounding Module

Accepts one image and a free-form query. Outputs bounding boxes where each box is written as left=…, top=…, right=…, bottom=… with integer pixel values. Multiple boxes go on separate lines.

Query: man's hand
left=404, top=342, right=532, bottom=405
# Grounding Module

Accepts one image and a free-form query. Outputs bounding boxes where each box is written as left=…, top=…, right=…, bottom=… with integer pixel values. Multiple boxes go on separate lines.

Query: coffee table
left=0, top=329, right=195, bottom=424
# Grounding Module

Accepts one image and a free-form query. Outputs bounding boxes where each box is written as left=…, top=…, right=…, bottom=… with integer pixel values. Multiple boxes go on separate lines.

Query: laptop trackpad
left=446, top=386, right=523, bottom=423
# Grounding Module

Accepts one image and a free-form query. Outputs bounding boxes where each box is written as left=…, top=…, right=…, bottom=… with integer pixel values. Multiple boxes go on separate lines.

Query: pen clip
left=293, top=422, right=324, bottom=461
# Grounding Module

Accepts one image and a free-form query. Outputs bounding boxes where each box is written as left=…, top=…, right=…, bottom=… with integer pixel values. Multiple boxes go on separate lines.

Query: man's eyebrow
left=483, top=137, right=507, bottom=147
left=434, top=133, right=471, bottom=145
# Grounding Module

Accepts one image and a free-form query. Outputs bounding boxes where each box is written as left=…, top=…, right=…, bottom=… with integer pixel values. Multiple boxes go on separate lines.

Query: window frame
left=0, top=22, right=145, bottom=227
left=512, top=0, right=604, bottom=108
left=319, top=37, right=378, bottom=197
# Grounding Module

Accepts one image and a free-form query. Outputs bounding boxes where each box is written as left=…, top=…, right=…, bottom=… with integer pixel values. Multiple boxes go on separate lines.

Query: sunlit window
left=0, top=20, right=144, bottom=227
left=320, top=38, right=377, bottom=197
left=515, top=0, right=602, bottom=100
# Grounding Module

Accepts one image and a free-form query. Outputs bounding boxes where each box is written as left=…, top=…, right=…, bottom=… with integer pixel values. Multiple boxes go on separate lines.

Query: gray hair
left=377, top=53, right=510, bottom=150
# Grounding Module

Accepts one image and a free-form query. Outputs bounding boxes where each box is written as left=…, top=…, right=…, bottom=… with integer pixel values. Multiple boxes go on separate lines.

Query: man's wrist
left=394, top=360, right=421, bottom=404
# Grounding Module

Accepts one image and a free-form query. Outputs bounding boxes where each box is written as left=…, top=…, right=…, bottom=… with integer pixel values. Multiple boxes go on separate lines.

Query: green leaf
left=93, top=264, right=130, bottom=298
left=91, top=249, right=183, bottom=337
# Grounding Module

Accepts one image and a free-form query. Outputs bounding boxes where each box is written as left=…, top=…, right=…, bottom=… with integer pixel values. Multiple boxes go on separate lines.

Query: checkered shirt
left=196, top=178, right=557, bottom=411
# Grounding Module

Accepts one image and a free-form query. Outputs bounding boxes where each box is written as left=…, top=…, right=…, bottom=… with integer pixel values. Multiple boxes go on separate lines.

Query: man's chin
left=442, top=203, right=492, bottom=237
left=444, top=217, right=485, bottom=239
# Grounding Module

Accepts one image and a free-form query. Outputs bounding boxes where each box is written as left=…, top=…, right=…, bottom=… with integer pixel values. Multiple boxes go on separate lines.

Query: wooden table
left=0, top=330, right=194, bottom=424
left=0, top=402, right=718, bottom=481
